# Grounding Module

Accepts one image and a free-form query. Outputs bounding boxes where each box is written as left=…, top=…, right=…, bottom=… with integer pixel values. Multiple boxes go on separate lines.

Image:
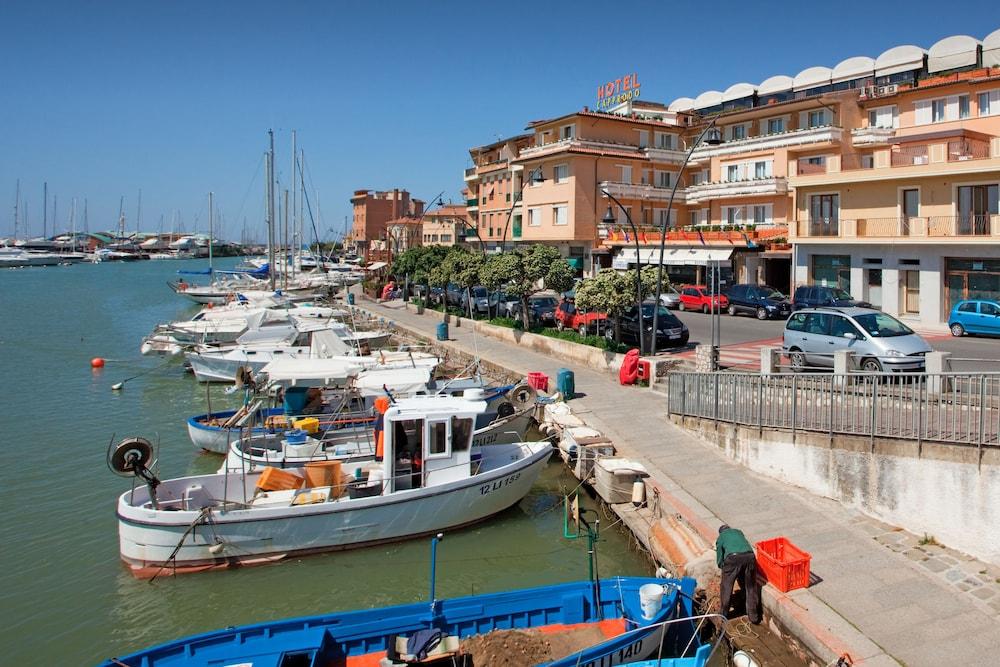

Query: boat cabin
left=380, top=396, right=485, bottom=491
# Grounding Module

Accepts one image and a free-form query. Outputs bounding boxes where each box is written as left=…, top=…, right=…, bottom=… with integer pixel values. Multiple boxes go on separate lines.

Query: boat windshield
left=853, top=313, right=914, bottom=337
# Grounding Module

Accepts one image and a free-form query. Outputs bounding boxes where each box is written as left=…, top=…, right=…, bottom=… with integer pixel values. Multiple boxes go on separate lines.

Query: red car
left=678, top=285, right=729, bottom=313
left=555, top=298, right=608, bottom=335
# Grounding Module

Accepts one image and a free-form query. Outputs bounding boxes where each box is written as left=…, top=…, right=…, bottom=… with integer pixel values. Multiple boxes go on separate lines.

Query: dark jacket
left=716, top=528, right=754, bottom=567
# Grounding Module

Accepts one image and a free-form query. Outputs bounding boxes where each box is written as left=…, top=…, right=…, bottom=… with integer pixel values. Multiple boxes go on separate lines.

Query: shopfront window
left=946, top=258, right=1000, bottom=311
left=812, top=255, right=851, bottom=291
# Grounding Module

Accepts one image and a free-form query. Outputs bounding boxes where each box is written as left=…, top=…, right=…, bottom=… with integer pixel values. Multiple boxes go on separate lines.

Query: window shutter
left=798, top=111, right=807, bottom=129
left=914, top=100, right=931, bottom=125
left=945, top=96, right=958, bottom=121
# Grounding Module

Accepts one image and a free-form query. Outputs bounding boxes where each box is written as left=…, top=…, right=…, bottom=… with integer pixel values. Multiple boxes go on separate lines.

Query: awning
left=363, top=261, right=388, bottom=271
left=612, top=247, right=733, bottom=269
left=353, top=367, right=431, bottom=397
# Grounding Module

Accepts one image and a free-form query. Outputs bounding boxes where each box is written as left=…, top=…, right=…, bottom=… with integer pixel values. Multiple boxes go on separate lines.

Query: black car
left=792, top=285, right=871, bottom=311
left=726, top=284, right=791, bottom=320
left=608, top=302, right=689, bottom=348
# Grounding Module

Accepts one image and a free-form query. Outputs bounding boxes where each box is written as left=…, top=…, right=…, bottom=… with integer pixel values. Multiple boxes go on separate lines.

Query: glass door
left=901, top=189, right=919, bottom=235
left=866, top=269, right=883, bottom=308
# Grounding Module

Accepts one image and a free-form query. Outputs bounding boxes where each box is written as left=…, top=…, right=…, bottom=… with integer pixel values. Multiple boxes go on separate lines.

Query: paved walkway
left=361, top=295, right=1000, bottom=667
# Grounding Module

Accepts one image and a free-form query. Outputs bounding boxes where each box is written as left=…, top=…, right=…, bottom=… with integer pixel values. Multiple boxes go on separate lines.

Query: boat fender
left=496, top=402, right=515, bottom=419
left=631, top=480, right=646, bottom=506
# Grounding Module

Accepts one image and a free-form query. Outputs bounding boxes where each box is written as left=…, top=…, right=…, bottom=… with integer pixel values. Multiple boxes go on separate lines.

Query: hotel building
left=349, top=189, right=424, bottom=258
left=459, top=26, right=1000, bottom=325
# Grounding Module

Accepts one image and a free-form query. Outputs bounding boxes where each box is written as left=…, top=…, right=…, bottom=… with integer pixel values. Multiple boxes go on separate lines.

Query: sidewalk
left=362, top=295, right=1000, bottom=667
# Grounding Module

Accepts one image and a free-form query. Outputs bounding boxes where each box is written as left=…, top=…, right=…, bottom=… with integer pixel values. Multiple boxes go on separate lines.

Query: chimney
left=392, top=188, right=399, bottom=220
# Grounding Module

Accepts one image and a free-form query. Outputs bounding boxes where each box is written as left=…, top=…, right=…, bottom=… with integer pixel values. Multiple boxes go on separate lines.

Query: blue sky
left=1, top=1, right=996, bottom=242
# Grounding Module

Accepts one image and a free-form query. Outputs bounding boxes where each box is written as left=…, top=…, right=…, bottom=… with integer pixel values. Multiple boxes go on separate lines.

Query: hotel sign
left=597, top=73, right=641, bottom=110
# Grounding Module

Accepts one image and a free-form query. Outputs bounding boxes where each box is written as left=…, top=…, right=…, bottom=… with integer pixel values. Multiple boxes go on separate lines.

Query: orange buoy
left=91, top=357, right=105, bottom=368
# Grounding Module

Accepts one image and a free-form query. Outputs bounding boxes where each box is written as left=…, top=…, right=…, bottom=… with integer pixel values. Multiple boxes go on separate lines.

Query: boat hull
left=117, top=444, right=551, bottom=573
left=186, top=408, right=285, bottom=453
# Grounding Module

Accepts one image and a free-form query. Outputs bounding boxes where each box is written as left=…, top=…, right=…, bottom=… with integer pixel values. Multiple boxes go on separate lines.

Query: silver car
left=657, top=285, right=682, bottom=309
left=783, top=307, right=932, bottom=373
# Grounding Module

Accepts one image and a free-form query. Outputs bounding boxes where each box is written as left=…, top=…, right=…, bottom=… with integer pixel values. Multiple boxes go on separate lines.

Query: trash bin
left=347, top=292, right=355, bottom=305
left=556, top=368, right=575, bottom=399
left=436, top=321, right=449, bottom=341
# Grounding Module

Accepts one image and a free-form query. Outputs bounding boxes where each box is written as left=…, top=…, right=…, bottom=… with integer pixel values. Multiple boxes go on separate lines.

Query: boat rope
left=148, top=507, right=213, bottom=583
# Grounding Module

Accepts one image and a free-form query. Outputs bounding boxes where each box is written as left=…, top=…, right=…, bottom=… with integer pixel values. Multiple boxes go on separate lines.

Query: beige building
left=421, top=204, right=469, bottom=247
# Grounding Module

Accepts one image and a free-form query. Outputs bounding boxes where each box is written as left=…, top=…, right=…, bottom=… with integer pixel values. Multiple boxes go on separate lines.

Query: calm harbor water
left=0, top=258, right=652, bottom=665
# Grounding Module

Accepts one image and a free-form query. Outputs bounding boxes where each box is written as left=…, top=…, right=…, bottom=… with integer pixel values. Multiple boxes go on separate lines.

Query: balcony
left=795, top=215, right=1000, bottom=240
left=466, top=198, right=478, bottom=211
left=796, top=160, right=828, bottom=176
left=643, top=146, right=688, bottom=165
left=851, top=126, right=896, bottom=146
left=947, top=138, right=991, bottom=162
left=599, top=181, right=686, bottom=204
left=518, top=137, right=644, bottom=161
left=685, top=177, right=788, bottom=203
left=890, top=145, right=929, bottom=167
left=689, top=125, right=842, bottom=162
left=463, top=166, right=478, bottom=181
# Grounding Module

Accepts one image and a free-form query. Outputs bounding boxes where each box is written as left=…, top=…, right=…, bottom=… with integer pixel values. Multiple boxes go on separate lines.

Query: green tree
left=575, top=269, right=642, bottom=343
left=479, top=245, right=575, bottom=327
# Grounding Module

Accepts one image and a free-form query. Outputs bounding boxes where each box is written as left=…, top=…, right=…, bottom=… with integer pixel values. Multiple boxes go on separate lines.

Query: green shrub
left=536, top=328, right=629, bottom=353
left=489, top=316, right=523, bottom=330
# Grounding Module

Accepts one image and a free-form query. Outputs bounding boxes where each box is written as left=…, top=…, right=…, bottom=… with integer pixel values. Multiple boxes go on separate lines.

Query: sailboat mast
left=267, top=130, right=276, bottom=290
left=70, top=198, right=76, bottom=253
left=299, top=149, right=306, bottom=263
left=291, top=130, right=297, bottom=279
left=43, top=181, right=48, bottom=239
left=208, top=191, right=214, bottom=274
left=118, top=196, right=125, bottom=242
left=137, top=188, right=142, bottom=236
left=13, top=179, right=20, bottom=240
left=283, top=189, right=290, bottom=289
left=83, top=199, right=88, bottom=234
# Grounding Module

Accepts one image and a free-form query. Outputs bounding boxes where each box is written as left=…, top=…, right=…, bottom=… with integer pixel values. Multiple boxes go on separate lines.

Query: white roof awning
left=875, top=44, right=926, bottom=77
left=984, top=27, right=1000, bottom=68
left=613, top=247, right=734, bottom=268
left=793, top=66, right=832, bottom=92
left=667, top=97, right=695, bottom=112
left=693, top=90, right=723, bottom=109
left=758, top=75, right=793, bottom=96
left=722, top=83, right=756, bottom=102
left=831, top=56, right=875, bottom=84
left=928, top=34, right=981, bottom=73
left=363, top=261, right=388, bottom=271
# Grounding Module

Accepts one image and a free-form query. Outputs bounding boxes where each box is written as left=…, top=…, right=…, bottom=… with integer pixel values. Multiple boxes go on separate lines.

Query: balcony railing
left=464, top=167, right=477, bottom=178
left=796, top=218, right=840, bottom=237
left=599, top=181, right=687, bottom=204
left=685, top=177, right=788, bottom=203
left=850, top=126, right=896, bottom=145
left=796, top=160, right=827, bottom=176
left=890, top=145, right=929, bottom=167
left=947, top=138, right=991, bottom=162
left=929, top=215, right=998, bottom=236
left=857, top=217, right=907, bottom=237
left=689, top=125, right=842, bottom=161
left=466, top=198, right=478, bottom=208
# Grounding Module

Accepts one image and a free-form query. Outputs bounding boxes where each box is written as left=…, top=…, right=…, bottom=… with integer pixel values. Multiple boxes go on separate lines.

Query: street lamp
left=499, top=166, right=545, bottom=253
left=650, top=119, right=723, bottom=356
left=602, top=191, right=645, bottom=356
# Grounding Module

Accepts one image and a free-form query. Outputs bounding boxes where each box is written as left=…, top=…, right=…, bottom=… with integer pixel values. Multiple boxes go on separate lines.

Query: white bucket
left=639, top=583, right=665, bottom=620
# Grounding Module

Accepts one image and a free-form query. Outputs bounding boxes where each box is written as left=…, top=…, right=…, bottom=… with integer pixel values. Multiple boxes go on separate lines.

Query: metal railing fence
left=667, top=372, right=1000, bottom=448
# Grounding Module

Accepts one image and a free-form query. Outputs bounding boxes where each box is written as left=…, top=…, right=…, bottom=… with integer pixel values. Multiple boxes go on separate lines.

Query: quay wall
left=676, top=417, right=1000, bottom=565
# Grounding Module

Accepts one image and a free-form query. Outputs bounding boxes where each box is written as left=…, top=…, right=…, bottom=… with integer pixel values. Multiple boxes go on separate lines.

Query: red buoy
left=91, top=357, right=105, bottom=368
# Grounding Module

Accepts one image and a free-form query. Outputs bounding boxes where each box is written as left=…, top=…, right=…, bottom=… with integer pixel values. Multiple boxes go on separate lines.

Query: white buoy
left=631, top=480, right=646, bottom=506
left=209, top=541, right=225, bottom=555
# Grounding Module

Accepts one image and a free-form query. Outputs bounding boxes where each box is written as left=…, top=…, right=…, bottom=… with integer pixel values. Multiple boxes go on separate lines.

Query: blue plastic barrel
left=347, top=292, right=355, bottom=305
left=556, top=368, right=575, bottom=399
left=436, top=321, right=449, bottom=341
left=283, top=386, right=309, bottom=414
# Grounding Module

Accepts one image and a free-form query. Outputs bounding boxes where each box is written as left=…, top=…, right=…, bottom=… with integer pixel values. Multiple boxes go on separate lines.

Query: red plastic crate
left=755, top=537, right=811, bottom=593
left=527, top=372, right=549, bottom=393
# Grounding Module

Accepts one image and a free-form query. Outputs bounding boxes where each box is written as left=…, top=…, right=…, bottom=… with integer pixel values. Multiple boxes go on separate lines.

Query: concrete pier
left=358, top=292, right=1000, bottom=667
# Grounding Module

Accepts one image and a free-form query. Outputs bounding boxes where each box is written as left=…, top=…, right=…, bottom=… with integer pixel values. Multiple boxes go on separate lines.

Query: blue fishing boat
left=101, top=575, right=713, bottom=667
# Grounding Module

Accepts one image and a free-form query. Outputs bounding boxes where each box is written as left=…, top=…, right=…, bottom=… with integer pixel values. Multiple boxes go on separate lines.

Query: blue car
left=949, top=299, right=1000, bottom=337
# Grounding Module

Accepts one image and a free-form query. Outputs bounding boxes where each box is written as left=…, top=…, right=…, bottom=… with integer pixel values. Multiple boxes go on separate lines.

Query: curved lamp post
left=602, top=190, right=645, bottom=356
left=499, top=166, right=545, bottom=253
left=650, top=120, right=723, bottom=354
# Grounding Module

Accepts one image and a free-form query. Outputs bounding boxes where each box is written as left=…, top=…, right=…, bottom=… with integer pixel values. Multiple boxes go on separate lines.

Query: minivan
left=792, top=285, right=870, bottom=311
left=783, top=307, right=932, bottom=373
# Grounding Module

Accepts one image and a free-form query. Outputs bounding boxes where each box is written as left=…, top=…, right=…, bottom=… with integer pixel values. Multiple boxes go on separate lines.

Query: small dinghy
left=114, top=395, right=551, bottom=575
left=100, top=569, right=720, bottom=667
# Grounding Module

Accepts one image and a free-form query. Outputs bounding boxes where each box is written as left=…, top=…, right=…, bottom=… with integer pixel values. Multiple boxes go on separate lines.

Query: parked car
left=460, top=285, right=498, bottom=314
left=658, top=285, right=682, bottom=310
left=783, top=307, right=932, bottom=373
left=508, top=294, right=559, bottom=325
left=555, top=298, right=608, bottom=335
left=726, top=284, right=791, bottom=320
left=611, top=302, right=689, bottom=348
left=445, top=283, right=464, bottom=306
left=792, top=285, right=870, bottom=311
left=494, top=291, right=521, bottom=317
left=948, top=299, right=1000, bottom=337
left=678, top=285, right=729, bottom=313
left=413, top=284, right=445, bottom=305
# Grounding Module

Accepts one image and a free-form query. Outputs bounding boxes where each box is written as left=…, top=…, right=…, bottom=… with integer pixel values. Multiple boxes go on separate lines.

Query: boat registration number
left=580, top=636, right=646, bottom=667
left=479, top=472, right=521, bottom=495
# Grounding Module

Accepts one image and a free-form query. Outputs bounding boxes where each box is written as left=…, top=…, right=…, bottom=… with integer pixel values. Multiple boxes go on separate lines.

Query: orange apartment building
left=463, top=135, right=533, bottom=252
left=421, top=204, right=469, bottom=247
left=348, top=189, right=424, bottom=257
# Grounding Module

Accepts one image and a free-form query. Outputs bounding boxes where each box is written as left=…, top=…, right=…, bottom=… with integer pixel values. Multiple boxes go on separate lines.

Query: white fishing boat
left=0, top=246, right=63, bottom=267
left=113, top=395, right=552, bottom=575
left=185, top=328, right=420, bottom=382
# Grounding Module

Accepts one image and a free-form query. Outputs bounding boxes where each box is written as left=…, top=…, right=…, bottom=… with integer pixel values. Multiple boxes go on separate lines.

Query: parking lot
left=657, top=307, right=1000, bottom=373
